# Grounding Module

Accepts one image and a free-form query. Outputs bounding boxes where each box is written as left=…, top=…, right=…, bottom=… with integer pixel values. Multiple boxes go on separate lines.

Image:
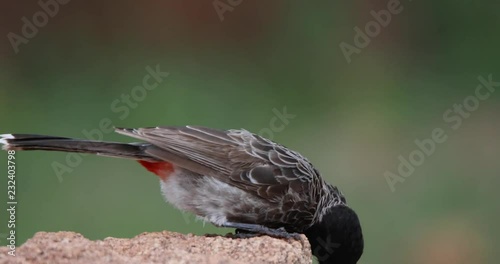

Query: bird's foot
left=263, top=227, right=301, bottom=239
left=221, top=222, right=301, bottom=240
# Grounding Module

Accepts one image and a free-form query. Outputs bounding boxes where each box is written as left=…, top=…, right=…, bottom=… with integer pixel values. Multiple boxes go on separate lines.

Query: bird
left=0, top=126, right=364, bottom=263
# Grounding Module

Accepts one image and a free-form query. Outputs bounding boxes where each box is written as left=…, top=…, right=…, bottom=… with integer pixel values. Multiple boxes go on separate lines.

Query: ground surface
left=0, top=231, right=312, bottom=264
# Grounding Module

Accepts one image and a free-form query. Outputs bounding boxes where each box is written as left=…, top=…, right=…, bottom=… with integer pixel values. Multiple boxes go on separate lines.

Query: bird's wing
left=115, top=126, right=321, bottom=201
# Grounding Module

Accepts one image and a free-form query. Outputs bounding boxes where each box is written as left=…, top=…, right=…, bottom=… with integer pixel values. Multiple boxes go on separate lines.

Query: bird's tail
left=0, top=133, right=158, bottom=161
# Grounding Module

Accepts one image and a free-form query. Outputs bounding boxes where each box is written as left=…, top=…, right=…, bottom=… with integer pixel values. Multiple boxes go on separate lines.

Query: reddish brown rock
left=0, top=231, right=312, bottom=264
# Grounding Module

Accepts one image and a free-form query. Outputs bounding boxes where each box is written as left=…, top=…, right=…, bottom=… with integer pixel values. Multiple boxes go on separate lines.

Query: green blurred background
left=1, top=1, right=499, bottom=263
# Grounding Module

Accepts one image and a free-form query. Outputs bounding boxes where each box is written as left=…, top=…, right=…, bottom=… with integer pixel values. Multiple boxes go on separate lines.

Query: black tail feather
left=0, top=133, right=158, bottom=161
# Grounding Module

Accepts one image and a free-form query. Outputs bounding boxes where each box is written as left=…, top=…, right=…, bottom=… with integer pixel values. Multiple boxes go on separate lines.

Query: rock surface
left=0, top=231, right=312, bottom=264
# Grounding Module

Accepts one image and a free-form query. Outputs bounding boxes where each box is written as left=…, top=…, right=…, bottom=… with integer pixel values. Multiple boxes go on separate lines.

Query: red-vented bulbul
left=1, top=126, right=364, bottom=264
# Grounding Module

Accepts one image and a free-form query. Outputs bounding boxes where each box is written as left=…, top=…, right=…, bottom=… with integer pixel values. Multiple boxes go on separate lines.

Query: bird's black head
left=304, top=205, right=364, bottom=264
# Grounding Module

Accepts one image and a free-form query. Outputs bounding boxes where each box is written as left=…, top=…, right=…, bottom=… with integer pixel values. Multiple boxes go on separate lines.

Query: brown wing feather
left=116, top=126, right=321, bottom=228
left=115, top=126, right=317, bottom=200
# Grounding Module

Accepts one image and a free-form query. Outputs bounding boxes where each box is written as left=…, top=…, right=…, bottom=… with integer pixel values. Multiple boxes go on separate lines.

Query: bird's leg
left=220, top=221, right=301, bottom=239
